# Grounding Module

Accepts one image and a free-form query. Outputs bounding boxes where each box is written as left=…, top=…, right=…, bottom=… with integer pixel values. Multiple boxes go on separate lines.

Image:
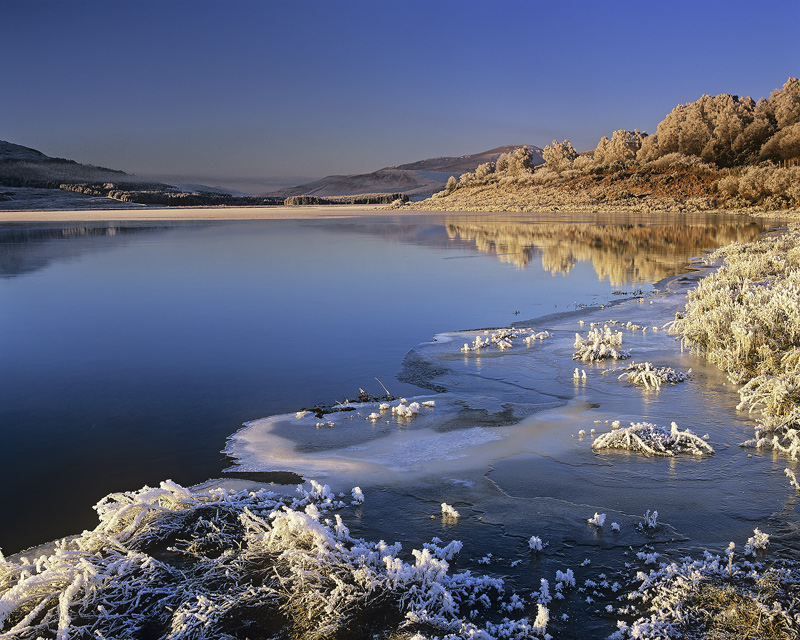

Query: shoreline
left=0, top=204, right=402, bottom=223
left=1, top=203, right=798, bottom=225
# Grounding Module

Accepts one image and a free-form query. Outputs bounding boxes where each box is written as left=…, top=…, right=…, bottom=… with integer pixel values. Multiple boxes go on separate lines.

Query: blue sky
left=2, top=0, right=799, bottom=191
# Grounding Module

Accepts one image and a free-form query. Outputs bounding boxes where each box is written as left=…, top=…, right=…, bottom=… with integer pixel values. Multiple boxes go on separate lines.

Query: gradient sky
left=3, top=0, right=799, bottom=192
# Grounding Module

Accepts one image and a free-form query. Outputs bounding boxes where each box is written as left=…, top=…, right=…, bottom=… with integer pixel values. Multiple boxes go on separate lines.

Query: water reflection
left=444, top=213, right=769, bottom=285
left=0, top=212, right=777, bottom=555
left=0, top=224, right=169, bottom=278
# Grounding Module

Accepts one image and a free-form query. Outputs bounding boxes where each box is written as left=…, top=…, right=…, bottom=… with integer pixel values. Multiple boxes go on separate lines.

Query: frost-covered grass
left=3, top=480, right=796, bottom=639
left=610, top=534, right=800, bottom=640
left=668, top=225, right=800, bottom=460
left=592, top=421, right=713, bottom=457
left=0, top=481, right=559, bottom=640
left=573, top=325, right=630, bottom=363
left=461, top=327, right=551, bottom=353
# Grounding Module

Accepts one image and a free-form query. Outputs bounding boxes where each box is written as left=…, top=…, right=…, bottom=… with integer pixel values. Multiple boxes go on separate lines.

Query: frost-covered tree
left=542, top=139, right=577, bottom=172
left=593, top=130, right=647, bottom=165
left=768, top=77, right=800, bottom=129
left=495, top=146, right=535, bottom=176
left=643, top=93, right=755, bottom=166
left=474, top=161, right=496, bottom=179
left=639, top=77, right=800, bottom=167
left=760, top=122, right=800, bottom=162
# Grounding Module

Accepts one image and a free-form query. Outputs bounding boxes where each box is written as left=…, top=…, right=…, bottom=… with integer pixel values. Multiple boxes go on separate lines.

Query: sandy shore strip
left=0, top=204, right=438, bottom=223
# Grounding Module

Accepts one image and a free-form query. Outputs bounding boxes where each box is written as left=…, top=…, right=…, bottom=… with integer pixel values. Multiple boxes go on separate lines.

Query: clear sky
left=2, top=0, right=799, bottom=192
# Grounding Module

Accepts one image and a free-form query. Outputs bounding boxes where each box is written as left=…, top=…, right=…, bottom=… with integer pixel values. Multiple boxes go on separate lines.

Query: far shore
left=2, top=204, right=798, bottom=224
left=0, top=204, right=418, bottom=223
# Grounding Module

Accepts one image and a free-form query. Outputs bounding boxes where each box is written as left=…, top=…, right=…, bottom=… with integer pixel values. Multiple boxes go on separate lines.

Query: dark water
left=0, top=212, right=770, bottom=554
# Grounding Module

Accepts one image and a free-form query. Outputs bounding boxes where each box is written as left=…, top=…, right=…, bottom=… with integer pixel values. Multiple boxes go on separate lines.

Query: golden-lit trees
left=593, top=130, right=647, bottom=165
left=542, top=140, right=577, bottom=172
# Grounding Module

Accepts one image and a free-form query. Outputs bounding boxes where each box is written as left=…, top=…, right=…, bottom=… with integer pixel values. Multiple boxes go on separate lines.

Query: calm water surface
left=0, top=212, right=770, bottom=553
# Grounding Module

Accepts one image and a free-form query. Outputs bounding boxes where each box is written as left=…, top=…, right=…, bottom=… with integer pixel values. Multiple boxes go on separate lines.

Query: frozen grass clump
left=610, top=536, right=799, bottom=640
left=528, top=536, right=545, bottom=551
left=668, top=225, right=800, bottom=460
left=392, top=400, right=421, bottom=419
left=616, top=361, right=691, bottom=390
left=592, top=421, right=714, bottom=457
left=461, top=327, right=550, bottom=353
left=0, top=480, right=549, bottom=640
left=588, top=512, right=606, bottom=527
left=573, top=325, right=630, bottom=363
left=440, top=502, right=459, bottom=519
left=787, top=467, right=800, bottom=490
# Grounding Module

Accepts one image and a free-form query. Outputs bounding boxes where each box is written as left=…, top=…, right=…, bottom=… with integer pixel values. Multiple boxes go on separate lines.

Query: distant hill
left=0, top=140, right=284, bottom=208
left=1, top=140, right=546, bottom=208
left=0, top=140, right=51, bottom=163
left=266, top=145, right=544, bottom=200
left=0, top=140, right=132, bottom=188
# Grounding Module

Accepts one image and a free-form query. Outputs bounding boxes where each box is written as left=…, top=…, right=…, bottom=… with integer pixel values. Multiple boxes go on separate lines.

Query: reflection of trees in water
left=445, top=216, right=768, bottom=286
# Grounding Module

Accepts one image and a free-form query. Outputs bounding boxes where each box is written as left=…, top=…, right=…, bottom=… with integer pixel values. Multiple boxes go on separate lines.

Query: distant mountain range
left=265, top=145, right=543, bottom=200
left=1, top=139, right=544, bottom=205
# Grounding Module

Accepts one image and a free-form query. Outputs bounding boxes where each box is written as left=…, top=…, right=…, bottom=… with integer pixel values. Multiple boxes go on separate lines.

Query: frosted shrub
left=531, top=166, right=561, bottom=184
left=572, top=154, right=595, bottom=171
left=494, top=146, right=535, bottom=177
left=592, top=422, right=713, bottom=457
left=474, top=161, right=495, bottom=180
left=643, top=152, right=717, bottom=172
left=717, top=173, right=740, bottom=198
left=616, top=361, right=691, bottom=390
left=593, top=130, right=647, bottom=165
left=542, top=139, right=578, bottom=173
left=737, top=165, right=771, bottom=202
left=573, top=325, right=630, bottom=362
